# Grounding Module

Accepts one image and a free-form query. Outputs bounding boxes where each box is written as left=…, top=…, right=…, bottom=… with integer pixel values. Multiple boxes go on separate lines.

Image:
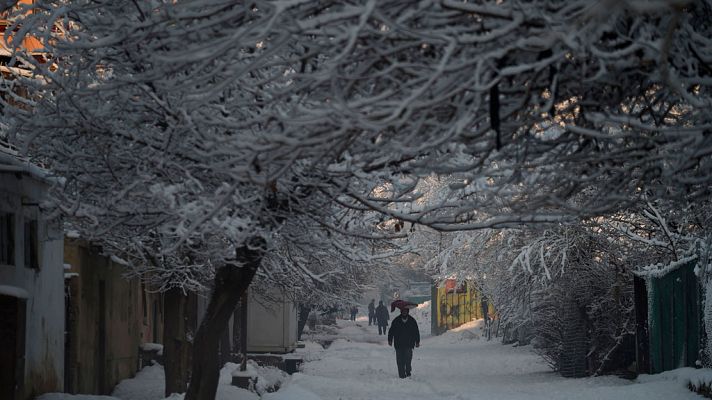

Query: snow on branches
left=1, top=0, right=711, bottom=386
left=4, top=0, right=711, bottom=239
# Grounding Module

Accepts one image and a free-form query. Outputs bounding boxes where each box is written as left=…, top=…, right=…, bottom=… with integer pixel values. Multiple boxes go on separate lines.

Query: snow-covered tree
left=4, top=0, right=712, bottom=396
left=425, top=198, right=712, bottom=375
left=258, top=211, right=405, bottom=310
left=3, top=3, right=420, bottom=398
left=10, top=0, right=712, bottom=230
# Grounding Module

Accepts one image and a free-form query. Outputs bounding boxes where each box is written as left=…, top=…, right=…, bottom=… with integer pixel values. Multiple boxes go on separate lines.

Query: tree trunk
left=219, top=323, right=232, bottom=366
left=184, top=240, right=262, bottom=400
left=163, top=288, right=196, bottom=397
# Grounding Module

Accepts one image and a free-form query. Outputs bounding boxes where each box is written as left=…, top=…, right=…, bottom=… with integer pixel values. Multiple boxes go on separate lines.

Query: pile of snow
left=231, top=360, right=289, bottom=395
left=108, top=363, right=259, bottom=400
left=111, top=364, right=165, bottom=400
left=297, top=341, right=326, bottom=354
left=38, top=366, right=167, bottom=400
left=261, top=384, right=322, bottom=400
left=409, top=300, right=431, bottom=337
left=429, top=319, right=486, bottom=344
left=638, top=367, right=712, bottom=394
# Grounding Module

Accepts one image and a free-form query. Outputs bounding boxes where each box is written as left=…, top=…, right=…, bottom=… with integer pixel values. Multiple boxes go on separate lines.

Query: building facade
left=64, top=238, right=164, bottom=395
left=0, top=144, right=65, bottom=400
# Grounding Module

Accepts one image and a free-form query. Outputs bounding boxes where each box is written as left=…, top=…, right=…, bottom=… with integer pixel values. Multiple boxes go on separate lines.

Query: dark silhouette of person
left=388, top=303, right=420, bottom=378
left=368, top=299, right=376, bottom=326
left=375, top=300, right=389, bottom=335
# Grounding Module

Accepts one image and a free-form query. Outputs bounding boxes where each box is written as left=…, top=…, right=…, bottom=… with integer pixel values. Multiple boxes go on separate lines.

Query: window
left=0, top=213, right=14, bottom=265
left=23, top=219, right=38, bottom=269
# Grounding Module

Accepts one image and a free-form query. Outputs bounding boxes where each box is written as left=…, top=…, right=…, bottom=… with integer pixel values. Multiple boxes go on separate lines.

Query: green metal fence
left=635, top=259, right=702, bottom=374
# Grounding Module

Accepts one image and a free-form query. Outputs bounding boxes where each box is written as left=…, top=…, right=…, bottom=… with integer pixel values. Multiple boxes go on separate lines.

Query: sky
left=38, top=304, right=709, bottom=400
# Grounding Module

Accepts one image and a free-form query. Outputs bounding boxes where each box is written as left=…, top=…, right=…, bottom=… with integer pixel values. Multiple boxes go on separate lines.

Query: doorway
left=0, top=294, right=26, bottom=400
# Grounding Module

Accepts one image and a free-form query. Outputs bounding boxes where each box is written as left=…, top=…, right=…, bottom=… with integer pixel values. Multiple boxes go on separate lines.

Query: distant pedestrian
left=350, top=305, right=358, bottom=321
left=307, top=310, right=318, bottom=330
left=388, top=300, right=420, bottom=378
left=375, top=300, right=389, bottom=335
left=368, top=299, right=376, bottom=326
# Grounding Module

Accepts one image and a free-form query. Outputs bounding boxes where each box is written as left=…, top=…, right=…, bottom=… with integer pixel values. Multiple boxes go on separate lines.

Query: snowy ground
left=280, top=316, right=706, bottom=400
left=40, top=306, right=710, bottom=400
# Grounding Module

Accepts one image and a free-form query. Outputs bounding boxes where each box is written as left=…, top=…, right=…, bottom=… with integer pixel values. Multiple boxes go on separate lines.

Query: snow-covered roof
left=0, top=139, right=53, bottom=184
left=0, top=284, right=29, bottom=299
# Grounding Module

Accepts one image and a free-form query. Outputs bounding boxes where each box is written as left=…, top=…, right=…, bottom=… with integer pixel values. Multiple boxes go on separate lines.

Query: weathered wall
left=195, top=286, right=298, bottom=355
left=246, top=287, right=298, bottom=353
left=0, top=172, right=65, bottom=399
left=64, top=239, right=163, bottom=395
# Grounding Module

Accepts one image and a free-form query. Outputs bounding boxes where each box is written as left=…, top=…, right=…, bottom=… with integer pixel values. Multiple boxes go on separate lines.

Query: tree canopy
left=3, top=0, right=712, bottom=398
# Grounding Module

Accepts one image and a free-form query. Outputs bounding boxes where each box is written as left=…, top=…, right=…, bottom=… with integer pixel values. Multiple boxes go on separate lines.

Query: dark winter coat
left=368, top=301, right=376, bottom=316
left=388, top=315, right=420, bottom=349
left=375, top=304, right=389, bottom=325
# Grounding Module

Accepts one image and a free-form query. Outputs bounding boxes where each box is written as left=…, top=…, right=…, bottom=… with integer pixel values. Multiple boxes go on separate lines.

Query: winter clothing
left=388, top=313, right=420, bottom=378
left=368, top=300, right=376, bottom=325
left=375, top=302, right=389, bottom=335
left=307, top=310, right=317, bottom=330
left=395, top=347, right=413, bottom=378
left=388, top=315, right=420, bottom=349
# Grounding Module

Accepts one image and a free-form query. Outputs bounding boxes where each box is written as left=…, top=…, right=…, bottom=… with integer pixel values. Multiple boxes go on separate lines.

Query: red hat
left=391, top=300, right=417, bottom=312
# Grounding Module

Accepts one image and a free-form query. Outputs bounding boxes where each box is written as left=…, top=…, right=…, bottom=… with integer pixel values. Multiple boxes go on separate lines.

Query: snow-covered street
left=39, top=313, right=711, bottom=400
left=273, top=317, right=706, bottom=400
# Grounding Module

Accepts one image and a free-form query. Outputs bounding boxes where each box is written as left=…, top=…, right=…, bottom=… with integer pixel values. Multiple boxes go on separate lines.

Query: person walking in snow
left=368, top=299, right=376, bottom=326
left=307, top=309, right=318, bottom=330
left=375, top=300, right=389, bottom=335
left=350, top=305, right=358, bottom=321
left=388, top=300, right=420, bottom=378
